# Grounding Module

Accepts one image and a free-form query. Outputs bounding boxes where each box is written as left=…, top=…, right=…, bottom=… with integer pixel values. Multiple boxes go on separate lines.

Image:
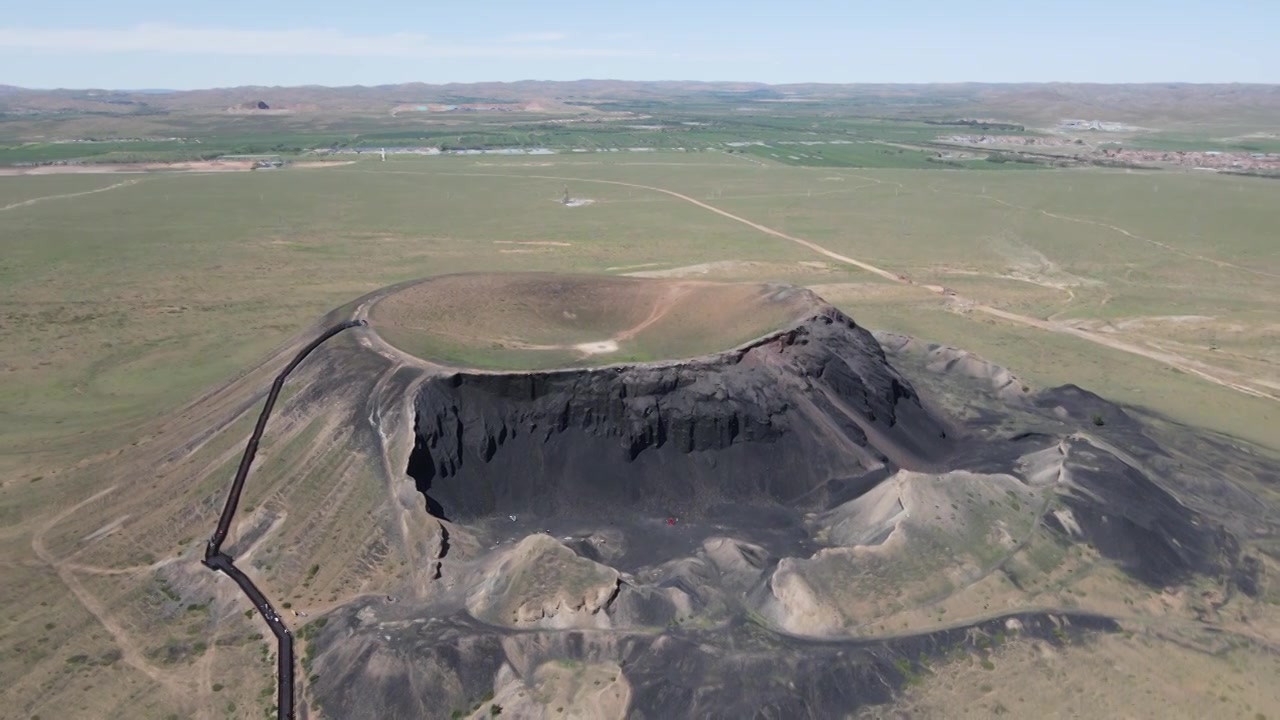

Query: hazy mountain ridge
left=4, top=80, right=1279, bottom=127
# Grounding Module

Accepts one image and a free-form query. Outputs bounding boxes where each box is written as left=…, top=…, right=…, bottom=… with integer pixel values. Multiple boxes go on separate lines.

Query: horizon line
left=6, top=79, right=1279, bottom=93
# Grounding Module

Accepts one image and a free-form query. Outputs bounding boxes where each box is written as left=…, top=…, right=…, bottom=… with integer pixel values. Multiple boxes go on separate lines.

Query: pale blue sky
left=2, top=0, right=1276, bottom=89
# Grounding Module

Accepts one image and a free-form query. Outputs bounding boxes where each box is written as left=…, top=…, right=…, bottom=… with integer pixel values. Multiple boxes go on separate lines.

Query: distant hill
left=0, top=80, right=1276, bottom=124
left=2, top=81, right=1277, bottom=141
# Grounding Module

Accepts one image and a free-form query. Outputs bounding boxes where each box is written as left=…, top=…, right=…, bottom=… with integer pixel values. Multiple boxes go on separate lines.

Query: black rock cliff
left=407, top=308, right=952, bottom=521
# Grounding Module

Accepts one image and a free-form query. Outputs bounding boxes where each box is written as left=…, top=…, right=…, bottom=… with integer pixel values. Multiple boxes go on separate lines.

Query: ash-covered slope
left=408, top=308, right=951, bottom=523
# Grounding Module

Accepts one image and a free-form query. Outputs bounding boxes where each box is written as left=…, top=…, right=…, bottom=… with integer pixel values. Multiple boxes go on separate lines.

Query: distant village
left=942, top=133, right=1280, bottom=172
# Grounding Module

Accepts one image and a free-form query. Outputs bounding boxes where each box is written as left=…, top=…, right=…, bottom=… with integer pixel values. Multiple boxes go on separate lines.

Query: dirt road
left=0, top=179, right=141, bottom=212
left=31, top=486, right=185, bottom=693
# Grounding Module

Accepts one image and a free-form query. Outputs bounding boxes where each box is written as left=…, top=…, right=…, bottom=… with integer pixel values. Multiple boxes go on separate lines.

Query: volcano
left=195, top=273, right=1274, bottom=719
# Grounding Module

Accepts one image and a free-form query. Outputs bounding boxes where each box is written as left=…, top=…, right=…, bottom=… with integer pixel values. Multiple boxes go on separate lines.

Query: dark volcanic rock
left=1050, top=436, right=1238, bottom=587
left=407, top=308, right=952, bottom=522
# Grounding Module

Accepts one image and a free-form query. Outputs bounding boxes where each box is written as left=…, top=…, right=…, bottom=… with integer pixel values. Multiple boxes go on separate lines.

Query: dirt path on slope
left=425, top=170, right=1278, bottom=403
left=0, top=179, right=141, bottom=212
left=613, top=283, right=689, bottom=341
left=31, top=486, right=185, bottom=694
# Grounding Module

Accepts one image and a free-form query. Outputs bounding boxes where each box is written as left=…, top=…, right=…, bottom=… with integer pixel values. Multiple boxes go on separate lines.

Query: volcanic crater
left=261, top=273, right=1274, bottom=718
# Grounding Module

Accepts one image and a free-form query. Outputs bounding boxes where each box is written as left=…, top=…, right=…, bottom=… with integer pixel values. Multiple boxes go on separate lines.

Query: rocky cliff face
left=406, top=307, right=952, bottom=522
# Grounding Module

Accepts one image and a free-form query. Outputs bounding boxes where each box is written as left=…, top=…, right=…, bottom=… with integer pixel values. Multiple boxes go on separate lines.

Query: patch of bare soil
left=291, top=160, right=356, bottom=169
left=626, top=260, right=837, bottom=279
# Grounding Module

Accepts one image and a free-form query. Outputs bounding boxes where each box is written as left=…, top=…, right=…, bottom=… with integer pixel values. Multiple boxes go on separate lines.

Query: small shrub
left=980, top=658, right=995, bottom=670
left=490, top=705, right=503, bottom=717
left=157, top=582, right=181, bottom=603
left=1091, top=414, right=1105, bottom=426
left=212, top=683, right=223, bottom=692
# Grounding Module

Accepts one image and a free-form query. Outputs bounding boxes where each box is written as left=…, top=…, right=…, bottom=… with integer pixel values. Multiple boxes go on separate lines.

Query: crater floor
left=368, top=272, right=816, bottom=369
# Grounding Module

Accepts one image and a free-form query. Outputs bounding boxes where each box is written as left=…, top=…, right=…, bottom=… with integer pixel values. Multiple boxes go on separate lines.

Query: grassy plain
left=1, top=148, right=1278, bottom=719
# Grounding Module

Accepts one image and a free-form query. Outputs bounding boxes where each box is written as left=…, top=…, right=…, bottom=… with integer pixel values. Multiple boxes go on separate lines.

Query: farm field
left=2, top=147, right=1278, bottom=719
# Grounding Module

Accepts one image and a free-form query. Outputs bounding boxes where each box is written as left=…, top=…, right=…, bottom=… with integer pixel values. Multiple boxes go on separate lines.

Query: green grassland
left=0, top=158, right=822, bottom=461
left=1123, top=134, right=1280, bottom=154
left=3, top=155, right=1276, bottom=465
left=2, top=146, right=1279, bottom=718
left=0, top=96, right=1046, bottom=167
